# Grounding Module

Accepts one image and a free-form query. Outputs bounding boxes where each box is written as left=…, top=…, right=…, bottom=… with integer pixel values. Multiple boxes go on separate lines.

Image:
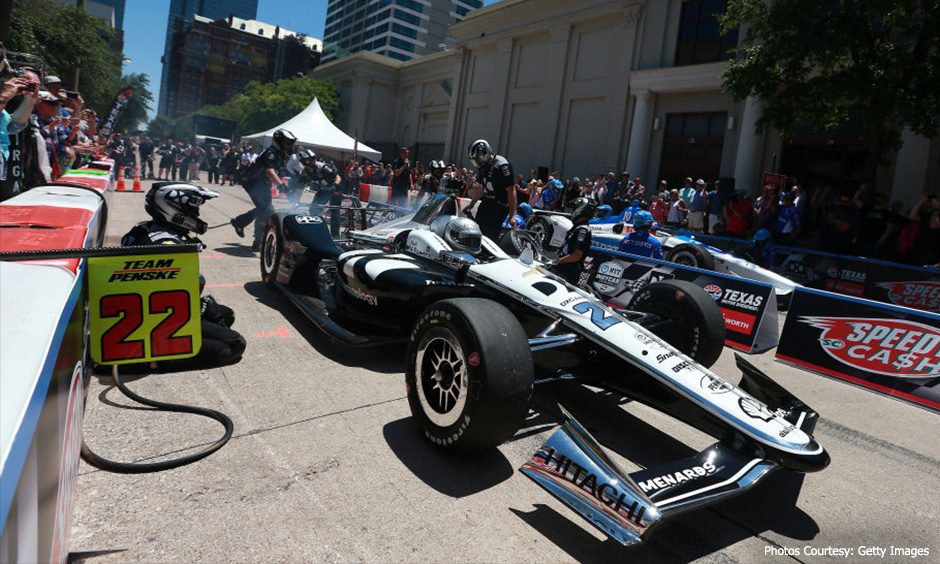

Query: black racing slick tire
left=628, top=280, right=725, bottom=368
left=527, top=216, right=554, bottom=249
left=407, top=299, right=534, bottom=450
left=666, top=243, right=715, bottom=270
left=498, top=229, right=543, bottom=258
left=260, top=218, right=283, bottom=287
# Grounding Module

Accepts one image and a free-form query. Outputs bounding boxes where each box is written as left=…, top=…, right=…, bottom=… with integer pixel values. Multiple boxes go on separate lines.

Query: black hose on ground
left=80, top=365, right=234, bottom=474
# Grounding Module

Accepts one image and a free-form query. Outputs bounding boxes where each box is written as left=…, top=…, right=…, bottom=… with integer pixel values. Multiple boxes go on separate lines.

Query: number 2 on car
left=88, top=252, right=202, bottom=364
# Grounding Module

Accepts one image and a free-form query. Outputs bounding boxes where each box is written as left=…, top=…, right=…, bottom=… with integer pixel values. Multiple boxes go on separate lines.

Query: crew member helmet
left=754, top=228, right=772, bottom=243
left=467, top=139, right=491, bottom=168
left=571, top=200, right=597, bottom=224
left=145, top=183, right=219, bottom=234
left=299, top=149, right=317, bottom=165
left=517, top=202, right=533, bottom=222
left=272, top=128, right=297, bottom=153
left=633, top=210, right=654, bottom=231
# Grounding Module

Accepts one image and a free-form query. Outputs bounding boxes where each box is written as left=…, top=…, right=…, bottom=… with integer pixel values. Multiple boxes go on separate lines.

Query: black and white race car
left=260, top=194, right=829, bottom=546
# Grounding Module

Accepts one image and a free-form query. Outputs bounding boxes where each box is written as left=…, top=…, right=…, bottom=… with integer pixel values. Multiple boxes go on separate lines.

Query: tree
left=146, top=115, right=174, bottom=140
left=195, top=76, right=339, bottom=139
left=721, top=0, right=940, bottom=183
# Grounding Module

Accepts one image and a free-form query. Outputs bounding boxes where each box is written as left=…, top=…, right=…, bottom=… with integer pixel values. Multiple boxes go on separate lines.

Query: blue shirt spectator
left=542, top=178, right=562, bottom=209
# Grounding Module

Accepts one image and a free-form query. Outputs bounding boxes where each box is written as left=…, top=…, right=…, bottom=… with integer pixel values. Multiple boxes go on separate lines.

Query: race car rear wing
left=520, top=407, right=779, bottom=546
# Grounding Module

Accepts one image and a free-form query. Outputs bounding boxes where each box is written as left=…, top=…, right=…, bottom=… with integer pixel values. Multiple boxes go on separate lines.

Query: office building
left=158, top=0, right=259, bottom=116
left=313, top=0, right=937, bottom=208
left=164, top=15, right=322, bottom=119
left=322, top=0, right=482, bottom=63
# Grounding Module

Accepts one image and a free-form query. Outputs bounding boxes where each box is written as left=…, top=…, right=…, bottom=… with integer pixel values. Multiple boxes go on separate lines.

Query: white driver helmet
left=433, top=216, right=482, bottom=255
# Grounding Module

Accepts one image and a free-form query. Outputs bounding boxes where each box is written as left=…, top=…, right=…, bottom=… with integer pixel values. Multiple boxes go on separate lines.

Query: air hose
left=80, top=365, right=234, bottom=474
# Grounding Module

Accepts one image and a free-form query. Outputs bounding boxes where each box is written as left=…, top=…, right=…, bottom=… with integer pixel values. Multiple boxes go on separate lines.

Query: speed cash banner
left=88, top=250, right=202, bottom=364
left=776, top=287, right=940, bottom=414
left=580, top=248, right=778, bottom=353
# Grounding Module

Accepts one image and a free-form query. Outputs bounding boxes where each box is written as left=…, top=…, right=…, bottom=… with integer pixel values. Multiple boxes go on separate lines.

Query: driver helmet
left=442, top=216, right=483, bottom=255
left=272, top=128, right=297, bottom=153
left=467, top=139, right=491, bottom=168
left=571, top=200, right=596, bottom=224
left=145, top=183, right=219, bottom=235
left=596, top=204, right=612, bottom=218
left=633, top=210, right=654, bottom=231
left=753, top=228, right=772, bottom=244
left=517, top=202, right=533, bottom=222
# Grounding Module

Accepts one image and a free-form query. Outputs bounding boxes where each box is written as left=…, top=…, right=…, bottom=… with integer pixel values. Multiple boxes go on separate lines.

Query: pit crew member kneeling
left=618, top=210, right=664, bottom=259
left=122, top=183, right=247, bottom=371
left=552, top=200, right=594, bottom=285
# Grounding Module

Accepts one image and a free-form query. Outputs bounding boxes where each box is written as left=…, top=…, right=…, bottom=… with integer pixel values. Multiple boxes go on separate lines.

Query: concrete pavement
left=69, top=179, right=939, bottom=563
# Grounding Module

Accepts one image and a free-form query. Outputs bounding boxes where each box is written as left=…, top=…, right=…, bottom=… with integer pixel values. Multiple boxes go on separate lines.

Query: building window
left=394, top=9, right=421, bottom=26
left=659, top=112, right=727, bottom=186
left=675, top=0, right=738, bottom=66
left=389, top=37, right=415, bottom=52
left=391, top=23, right=417, bottom=39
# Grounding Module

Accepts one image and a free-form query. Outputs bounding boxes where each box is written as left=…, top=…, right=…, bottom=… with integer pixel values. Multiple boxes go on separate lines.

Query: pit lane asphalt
left=69, top=181, right=940, bottom=563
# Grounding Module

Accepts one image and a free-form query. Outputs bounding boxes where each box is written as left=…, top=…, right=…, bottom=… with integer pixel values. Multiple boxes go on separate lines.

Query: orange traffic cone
left=116, top=166, right=126, bottom=191
left=132, top=166, right=142, bottom=192
left=271, top=182, right=279, bottom=199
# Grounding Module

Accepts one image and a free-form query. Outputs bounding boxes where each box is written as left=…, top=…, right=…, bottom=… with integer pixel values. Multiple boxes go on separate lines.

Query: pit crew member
left=231, top=128, right=295, bottom=251
left=553, top=199, right=595, bottom=285
left=618, top=210, right=664, bottom=259
left=466, top=139, right=516, bottom=240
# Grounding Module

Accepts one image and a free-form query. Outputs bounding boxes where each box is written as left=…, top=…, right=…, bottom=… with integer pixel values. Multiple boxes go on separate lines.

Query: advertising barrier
left=675, top=231, right=940, bottom=312
left=776, top=287, right=940, bottom=414
left=582, top=247, right=778, bottom=353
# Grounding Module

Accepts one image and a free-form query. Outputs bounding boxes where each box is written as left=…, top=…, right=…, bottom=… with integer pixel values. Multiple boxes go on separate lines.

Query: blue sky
left=121, top=0, right=497, bottom=122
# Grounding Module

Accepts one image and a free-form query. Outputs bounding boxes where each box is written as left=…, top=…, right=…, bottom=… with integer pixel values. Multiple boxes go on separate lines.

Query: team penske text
left=107, top=259, right=180, bottom=282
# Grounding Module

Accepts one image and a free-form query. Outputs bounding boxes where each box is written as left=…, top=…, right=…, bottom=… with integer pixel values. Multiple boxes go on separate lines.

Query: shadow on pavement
left=243, top=280, right=405, bottom=375
left=69, top=549, right=127, bottom=563
left=214, top=243, right=256, bottom=258
left=382, top=417, right=515, bottom=498
left=511, top=381, right=820, bottom=559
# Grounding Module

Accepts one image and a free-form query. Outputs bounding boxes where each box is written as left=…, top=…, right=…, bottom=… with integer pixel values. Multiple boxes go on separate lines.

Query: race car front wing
left=520, top=407, right=779, bottom=546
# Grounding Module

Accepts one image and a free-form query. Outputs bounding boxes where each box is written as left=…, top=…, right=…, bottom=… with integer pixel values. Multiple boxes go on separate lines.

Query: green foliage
left=113, top=73, right=154, bottom=133
left=721, top=0, right=940, bottom=176
left=146, top=115, right=174, bottom=140
left=195, top=76, right=339, bottom=139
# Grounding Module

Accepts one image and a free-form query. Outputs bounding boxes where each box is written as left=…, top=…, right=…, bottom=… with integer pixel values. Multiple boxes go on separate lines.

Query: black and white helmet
left=571, top=199, right=596, bottom=224
left=467, top=139, right=491, bottom=168
left=145, top=183, right=219, bottom=234
left=272, top=128, right=297, bottom=153
left=433, top=216, right=483, bottom=255
left=299, top=148, right=317, bottom=165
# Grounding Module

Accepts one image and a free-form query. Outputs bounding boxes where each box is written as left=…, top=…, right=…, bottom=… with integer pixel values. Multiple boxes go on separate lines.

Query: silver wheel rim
left=672, top=250, right=698, bottom=267
left=262, top=228, right=278, bottom=275
left=530, top=221, right=547, bottom=244
left=415, top=327, right=468, bottom=427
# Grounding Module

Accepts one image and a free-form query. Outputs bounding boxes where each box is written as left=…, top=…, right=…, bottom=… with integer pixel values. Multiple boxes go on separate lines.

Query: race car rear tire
left=666, top=243, right=715, bottom=270
left=498, top=229, right=543, bottom=258
left=527, top=216, right=554, bottom=249
left=260, top=218, right=283, bottom=287
left=628, top=280, right=725, bottom=368
left=407, top=298, right=533, bottom=450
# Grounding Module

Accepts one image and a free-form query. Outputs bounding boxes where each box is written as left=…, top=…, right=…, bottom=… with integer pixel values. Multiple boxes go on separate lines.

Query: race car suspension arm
left=528, top=318, right=580, bottom=352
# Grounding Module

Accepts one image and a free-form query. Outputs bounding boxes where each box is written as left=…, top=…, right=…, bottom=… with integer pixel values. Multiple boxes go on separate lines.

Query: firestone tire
left=527, top=216, right=555, bottom=250
left=498, top=229, right=543, bottom=258
left=628, top=280, right=725, bottom=368
left=260, top=218, right=283, bottom=287
left=666, top=242, right=715, bottom=271
left=407, top=298, right=534, bottom=450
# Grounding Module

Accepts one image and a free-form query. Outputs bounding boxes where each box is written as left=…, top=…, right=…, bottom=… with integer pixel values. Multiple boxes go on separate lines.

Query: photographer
left=0, top=76, right=37, bottom=185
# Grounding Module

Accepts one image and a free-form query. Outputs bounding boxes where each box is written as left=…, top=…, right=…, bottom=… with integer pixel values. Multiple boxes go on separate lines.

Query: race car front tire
left=407, top=298, right=533, bottom=450
left=666, top=243, right=715, bottom=270
left=628, top=280, right=725, bottom=368
left=498, top=229, right=543, bottom=258
left=260, top=218, right=283, bottom=287
left=527, top=216, right=555, bottom=249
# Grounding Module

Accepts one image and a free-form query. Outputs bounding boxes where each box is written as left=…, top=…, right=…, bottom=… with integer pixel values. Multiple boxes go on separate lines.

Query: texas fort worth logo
left=800, top=316, right=940, bottom=378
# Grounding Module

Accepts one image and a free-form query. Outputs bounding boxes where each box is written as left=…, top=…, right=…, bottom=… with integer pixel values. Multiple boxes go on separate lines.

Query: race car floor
left=69, top=181, right=939, bottom=563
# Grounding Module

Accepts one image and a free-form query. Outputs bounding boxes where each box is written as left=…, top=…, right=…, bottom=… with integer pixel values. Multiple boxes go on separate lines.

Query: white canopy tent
left=241, top=98, right=381, bottom=163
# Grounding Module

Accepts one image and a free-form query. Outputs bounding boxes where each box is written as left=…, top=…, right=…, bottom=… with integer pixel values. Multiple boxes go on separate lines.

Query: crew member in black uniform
left=299, top=149, right=343, bottom=233
left=122, top=183, right=246, bottom=370
left=553, top=199, right=595, bottom=285
left=466, top=139, right=516, bottom=241
left=230, top=128, right=295, bottom=251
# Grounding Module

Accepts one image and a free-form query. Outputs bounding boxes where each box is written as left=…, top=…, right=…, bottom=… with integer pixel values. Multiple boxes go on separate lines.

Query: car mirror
left=613, top=223, right=624, bottom=234
left=519, top=247, right=534, bottom=265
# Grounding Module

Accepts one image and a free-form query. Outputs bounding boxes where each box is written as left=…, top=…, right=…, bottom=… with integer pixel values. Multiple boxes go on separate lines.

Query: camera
left=65, top=90, right=78, bottom=99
